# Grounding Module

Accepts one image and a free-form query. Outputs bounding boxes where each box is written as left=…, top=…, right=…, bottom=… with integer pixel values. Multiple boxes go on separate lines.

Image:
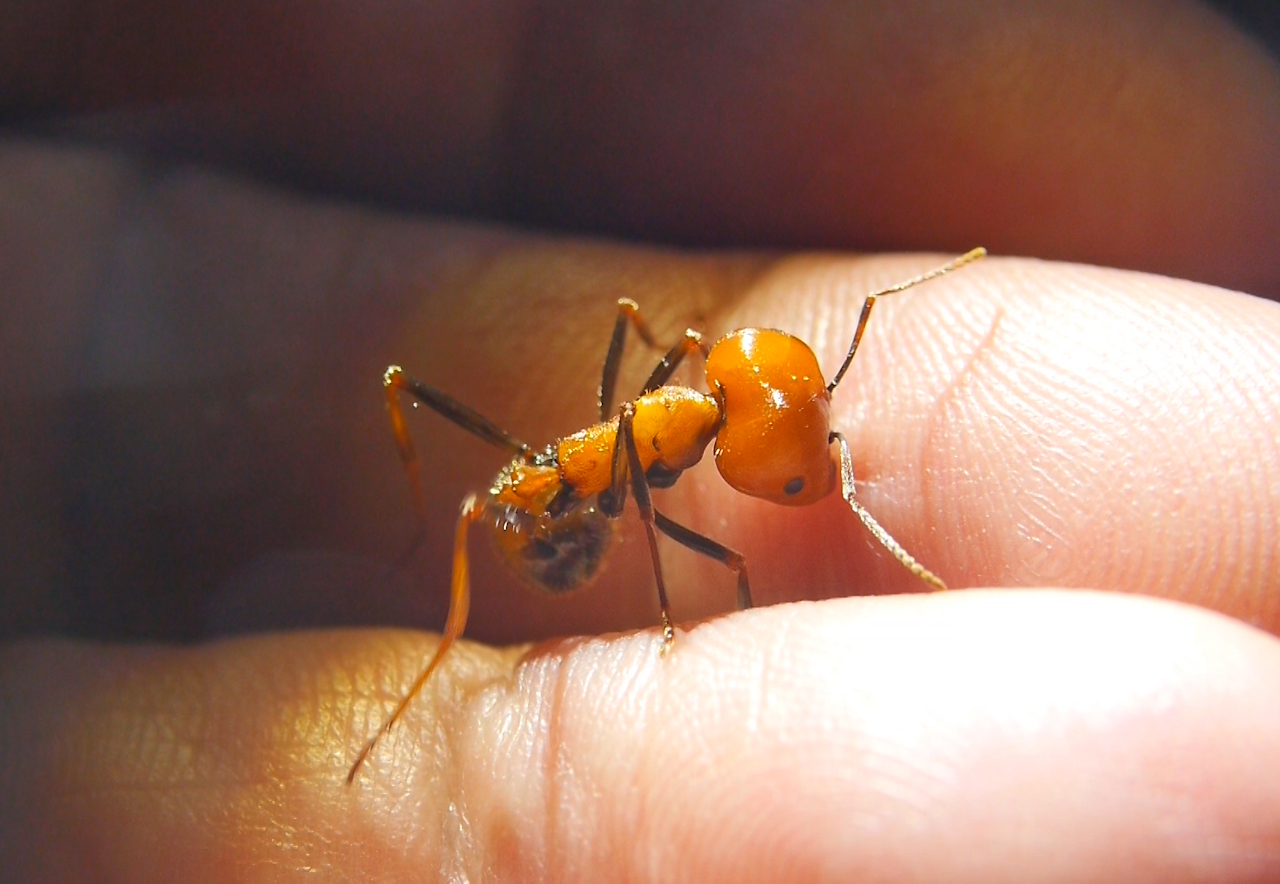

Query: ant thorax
left=558, top=386, right=722, bottom=497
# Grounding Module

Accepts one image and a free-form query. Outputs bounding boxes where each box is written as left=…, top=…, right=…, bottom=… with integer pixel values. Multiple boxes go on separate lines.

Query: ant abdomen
left=487, top=499, right=615, bottom=594
left=706, top=328, right=836, bottom=506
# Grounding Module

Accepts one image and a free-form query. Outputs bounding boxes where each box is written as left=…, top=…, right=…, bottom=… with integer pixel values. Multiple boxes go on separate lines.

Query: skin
left=2, top=0, right=1280, bottom=880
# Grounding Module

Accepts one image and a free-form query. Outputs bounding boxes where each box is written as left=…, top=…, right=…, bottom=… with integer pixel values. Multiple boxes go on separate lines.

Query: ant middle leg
left=614, top=402, right=752, bottom=652
left=640, top=329, right=708, bottom=396
left=653, top=511, right=753, bottom=611
left=830, top=431, right=947, bottom=591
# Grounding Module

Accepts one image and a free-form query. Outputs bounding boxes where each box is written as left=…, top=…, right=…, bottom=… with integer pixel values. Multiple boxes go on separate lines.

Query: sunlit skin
left=349, top=249, right=985, bottom=782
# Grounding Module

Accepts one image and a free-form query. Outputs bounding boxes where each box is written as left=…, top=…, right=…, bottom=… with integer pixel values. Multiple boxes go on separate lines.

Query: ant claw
left=659, top=613, right=676, bottom=656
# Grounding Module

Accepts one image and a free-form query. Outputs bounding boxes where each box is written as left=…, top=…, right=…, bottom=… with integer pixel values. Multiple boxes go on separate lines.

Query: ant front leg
left=831, top=432, right=947, bottom=591
left=614, top=403, right=752, bottom=653
left=616, top=401, right=676, bottom=650
left=598, top=300, right=708, bottom=420
left=654, top=512, right=753, bottom=611
left=640, top=329, right=708, bottom=396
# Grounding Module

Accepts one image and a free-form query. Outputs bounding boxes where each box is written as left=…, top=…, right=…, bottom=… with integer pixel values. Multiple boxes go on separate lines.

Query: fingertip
left=453, top=590, right=1280, bottom=879
left=734, top=254, right=1280, bottom=628
left=7, top=592, right=1280, bottom=879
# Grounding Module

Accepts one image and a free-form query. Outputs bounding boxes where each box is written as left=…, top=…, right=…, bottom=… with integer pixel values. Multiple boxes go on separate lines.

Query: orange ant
left=348, top=248, right=986, bottom=782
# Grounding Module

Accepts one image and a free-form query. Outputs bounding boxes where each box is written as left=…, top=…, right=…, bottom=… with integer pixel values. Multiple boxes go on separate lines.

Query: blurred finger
left=3, top=1, right=1278, bottom=291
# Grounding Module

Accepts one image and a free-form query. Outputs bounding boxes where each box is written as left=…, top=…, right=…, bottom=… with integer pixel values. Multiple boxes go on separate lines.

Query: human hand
left=3, top=1, right=1280, bottom=879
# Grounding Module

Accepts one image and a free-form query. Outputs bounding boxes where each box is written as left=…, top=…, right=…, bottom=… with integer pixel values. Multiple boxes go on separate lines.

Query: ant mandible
left=348, top=248, right=987, bottom=782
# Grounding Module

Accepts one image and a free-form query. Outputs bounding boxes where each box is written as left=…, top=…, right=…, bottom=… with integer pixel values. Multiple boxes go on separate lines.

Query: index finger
left=3, top=152, right=1276, bottom=639
left=665, top=252, right=1280, bottom=630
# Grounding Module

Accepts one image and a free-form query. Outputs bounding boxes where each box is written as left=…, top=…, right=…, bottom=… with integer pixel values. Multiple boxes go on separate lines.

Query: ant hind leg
left=347, top=492, right=483, bottom=784
left=599, top=300, right=663, bottom=421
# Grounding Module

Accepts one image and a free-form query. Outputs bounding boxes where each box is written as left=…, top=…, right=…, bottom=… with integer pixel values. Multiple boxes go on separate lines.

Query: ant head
left=705, top=329, right=836, bottom=506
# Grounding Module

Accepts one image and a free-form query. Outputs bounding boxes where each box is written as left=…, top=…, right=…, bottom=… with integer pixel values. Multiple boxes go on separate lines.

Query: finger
left=703, top=251, right=1280, bottom=633
left=3, top=1, right=1278, bottom=293
left=4, top=591, right=1279, bottom=879
left=4, top=148, right=1278, bottom=640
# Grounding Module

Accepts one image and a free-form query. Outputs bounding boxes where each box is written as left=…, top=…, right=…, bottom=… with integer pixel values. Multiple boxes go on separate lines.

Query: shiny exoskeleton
left=348, top=248, right=986, bottom=782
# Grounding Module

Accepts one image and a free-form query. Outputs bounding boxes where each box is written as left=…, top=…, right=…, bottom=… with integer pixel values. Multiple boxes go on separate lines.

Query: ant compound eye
left=783, top=477, right=805, bottom=496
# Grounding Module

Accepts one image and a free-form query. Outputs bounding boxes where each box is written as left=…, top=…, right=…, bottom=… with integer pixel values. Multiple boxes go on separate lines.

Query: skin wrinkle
left=922, top=299, right=1006, bottom=583
left=17, top=155, right=1269, bottom=629
left=1143, top=290, right=1280, bottom=611
left=347, top=640, right=440, bottom=865
left=1216, top=338, right=1280, bottom=619
left=906, top=262, right=1280, bottom=608
left=443, top=656, right=498, bottom=877
left=621, top=637, right=672, bottom=881
left=445, top=675, right=496, bottom=879
left=541, top=642, right=573, bottom=881
left=544, top=643, right=602, bottom=877
left=516, top=639, right=618, bottom=877
left=1002, top=360, right=1121, bottom=582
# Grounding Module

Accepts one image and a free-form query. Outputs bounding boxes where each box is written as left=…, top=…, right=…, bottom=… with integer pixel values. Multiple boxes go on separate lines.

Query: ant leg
left=598, top=405, right=631, bottom=518
left=653, top=511, right=752, bottom=610
left=828, top=248, right=986, bottom=393
left=831, top=432, right=947, bottom=591
left=600, top=318, right=704, bottom=516
left=599, top=299, right=664, bottom=421
left=599, top=300, right=709, bottom=419
left=348, top=492, right=483, bottom=784
left=616, top=401, right=677, bottom=651
left=640, top=329, right=708, bottom=395
left=384, top=365, right=532, bottom=518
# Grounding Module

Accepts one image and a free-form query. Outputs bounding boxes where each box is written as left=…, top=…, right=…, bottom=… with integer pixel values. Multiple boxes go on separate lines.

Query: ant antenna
left=827, top=248, right=986, bottom=393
